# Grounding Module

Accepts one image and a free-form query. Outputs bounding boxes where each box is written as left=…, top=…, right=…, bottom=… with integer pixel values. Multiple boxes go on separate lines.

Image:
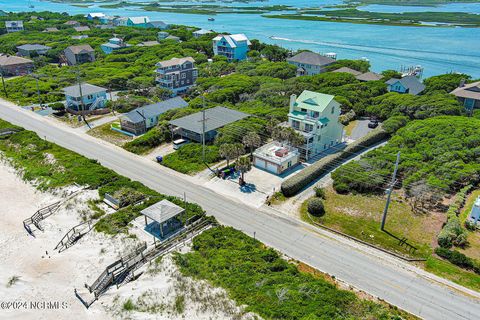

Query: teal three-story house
left=212, top=34, right=250, bottom=62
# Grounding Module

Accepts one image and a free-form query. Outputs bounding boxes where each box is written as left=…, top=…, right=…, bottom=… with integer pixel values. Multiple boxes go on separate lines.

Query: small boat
left=208, top=18, right=215, bottom=21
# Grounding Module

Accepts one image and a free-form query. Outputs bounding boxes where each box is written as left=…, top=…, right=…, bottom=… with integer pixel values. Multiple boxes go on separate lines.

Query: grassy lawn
left=54, top=114, right=106, bottom=128
left=161, top=143, right=221, bottom=175
left=176, top=226, right=416, bottom=320
left=425, top=256, right=480, bottom=292
left=87, top=121, right=133, bottom=146
left=458, top=189, right=480, bottom=260
left=344, top=120, right=358, bottom=137
left=300, top=187, right=441, bottom=258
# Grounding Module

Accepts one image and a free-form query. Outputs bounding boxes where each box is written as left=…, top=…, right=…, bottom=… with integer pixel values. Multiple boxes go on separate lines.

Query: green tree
left=219, top=143, right=236, bottom=167
left=235, top=156, right=252, bottom=182
left=242, top=132, right=261, bottom=158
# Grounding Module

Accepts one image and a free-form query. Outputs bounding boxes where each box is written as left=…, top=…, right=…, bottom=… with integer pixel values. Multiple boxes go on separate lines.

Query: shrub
left=339, top=110, right=356, bottom=125
left=382, top=115, right=409, bottom=134
left=435, top=247, right=475, bottom=270
left=437, top=217, right=465, bottom=248
left=123, top=121, right=171, bottom=154
left=307, top=198, right=325, bottom=217
left=281, top=126, right=388, bottom=197
left=313, top=186, right=326, bottom=199
left=50, top=102, right=65, bottom=111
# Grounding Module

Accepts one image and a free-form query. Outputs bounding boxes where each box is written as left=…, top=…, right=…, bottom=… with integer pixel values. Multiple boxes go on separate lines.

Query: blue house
left=100, top=37, right=131, bottom=54
left=468, top=196, right=480, bottom=227
left=63, top=83, right=108, bottom=112
left=120, top=97, right=188, bottom=135
left=212, top=34, right=250, bottom=62
left=126, top=16, right=150, bottom=28
left=386, top=76, right=425, bottom=95
left=86, top=13, right=105, bottom=20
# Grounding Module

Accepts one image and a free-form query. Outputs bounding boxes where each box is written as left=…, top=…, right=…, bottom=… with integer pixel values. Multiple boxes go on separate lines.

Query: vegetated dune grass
left=87, top=121, right=133, bottom=146
left=301, top=187, right=439, bottom=258
left=425, top=256, right=480, bottom=292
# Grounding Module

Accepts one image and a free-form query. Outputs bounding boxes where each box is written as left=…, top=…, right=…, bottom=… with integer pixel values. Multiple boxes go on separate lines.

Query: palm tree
left=243, top=132, right=261, bottom=158
left=232, top=143, right=245, bottom=162
left=235, top=156, right=252, bottom=183
left=219, top=143, right=236, bottom=167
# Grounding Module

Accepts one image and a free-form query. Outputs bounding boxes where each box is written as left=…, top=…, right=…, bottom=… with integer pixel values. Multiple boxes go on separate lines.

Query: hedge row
left=281, top=126, right=388, bottom=197
left=437, top=185, right=472, bottom=248
left=435, top=247, right=480, bottom=275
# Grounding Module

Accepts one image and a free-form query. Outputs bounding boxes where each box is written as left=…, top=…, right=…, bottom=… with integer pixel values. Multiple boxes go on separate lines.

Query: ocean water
left=1, top=0, right=479, bottom=78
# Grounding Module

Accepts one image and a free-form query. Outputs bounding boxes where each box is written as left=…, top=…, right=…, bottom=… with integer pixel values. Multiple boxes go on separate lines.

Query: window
left=324, top=144, right=327, bottom=149
left=301, top=108, right=307, bottom=112
left=305, top=124, right=313, bottom=132
left=331, top=106, right=335, bottom=114
left=292, top=120, right=300, bottom=130
left=312, top=111, right=319, bottom=118
left=287, top=161, right=292, bottom=168
left=181, top=73, right=186, bottom=79
left=308, top=137, right=314, bottom=143
left=317, top=135, right=321, bottom=141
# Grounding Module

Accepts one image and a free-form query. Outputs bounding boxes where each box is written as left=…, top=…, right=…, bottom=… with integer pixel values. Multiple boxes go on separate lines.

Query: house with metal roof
left=169, top=106, right=250, bottom=143
left=74, top=26, right=90, bottom=32
left=193, top=29, right=213, bottom=38
left=213, top=34, right=251, bottom=61
left=141, top=199, right=185, bottom=241
left=5, top=21, right=24, bottom=33
left=64, top=45, right=95, bottom=65
left=386, top=75, right=425, bottom=95
left=155, top=57, right=198, bottom=95
left=100, top=37, right=131, bottom=54
left=127, top=16, right=151, bottom=28
left=288, top=90, right=343, bottom=160
left=0, top=55, right=34, bottom=76
left=120, top=97, right=188, bottom=135
left=16, top=44, right=51, bottom=57
left=287, top=51, right=336, bottom=76
left=64, top=20, right=80, bottom=27
left=146, top=20, right=170, bottom=30
left=63, top=83, right=108, bottom=112
left=451, top=80, right=480, bottom=111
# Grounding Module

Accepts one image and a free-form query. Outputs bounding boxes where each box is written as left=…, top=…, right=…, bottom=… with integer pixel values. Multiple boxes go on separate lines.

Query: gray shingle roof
left=287, top=51, right=335, bottom=67
left=66, top=44, right=94, bottom=54
left=356, top=71, right=383, bottom=82
left=169, top=106, right=249, bottom=134
left=386, top=76, right=426, bottom=95
left=141, top=199, right=184, bottom=224
left=122, top=97, right=188, bottom=124
left=332, top=67, right=361, bottom=76
left=17, top=44, right=51, bottom=51
left=62, top=83, right=107, bottom=97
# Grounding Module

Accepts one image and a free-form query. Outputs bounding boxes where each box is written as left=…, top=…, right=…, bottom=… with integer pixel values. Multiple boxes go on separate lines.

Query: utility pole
left=202, top=109, right=206, bottom=162
left=34, top=75, right=42, bottom=106
left=381, top=152, right=400, bottom=231
left=0, top=68, right=7, bottom=98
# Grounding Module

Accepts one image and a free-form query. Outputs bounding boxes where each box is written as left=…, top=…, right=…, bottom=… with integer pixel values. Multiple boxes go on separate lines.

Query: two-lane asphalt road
left=1, top=104, right=479, bottom=320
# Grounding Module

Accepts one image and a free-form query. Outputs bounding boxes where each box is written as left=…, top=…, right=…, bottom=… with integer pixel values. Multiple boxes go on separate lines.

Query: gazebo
left=140, top=200, right=185, bottom=241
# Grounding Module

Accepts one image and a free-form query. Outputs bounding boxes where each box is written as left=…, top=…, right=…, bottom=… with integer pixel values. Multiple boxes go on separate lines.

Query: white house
left=253, top=142, right=300, bottom=175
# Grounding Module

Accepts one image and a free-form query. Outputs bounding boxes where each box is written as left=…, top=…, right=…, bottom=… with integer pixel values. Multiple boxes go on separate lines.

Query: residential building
left=95, top=24, right=114, bottom=30
left=64, top=45, right=95, bottom=65
left=146, top=21, right=170, bottom=29
left=155, top=57, right=198, bottom=95
left=16, top=44, right=51, bottom=57
left=332, top=67, right=361, bottom=76
left=5, top=21, right=24, bottom=33
left=99, top=15, right=115, bottom=24
left=64, top=20, right=80, bottom=27
left=450, top=80, right=480, bottom=110
left=193, top=29, right=213, bottom=38
left=87, top=12, right=105, bottom=20
left=386, top=75, right=425, bottom=95
left=43, top=27, right=59, bottom=33
left=355, top=71, right=383, bottom=82
left=253, top=142, right=300, bottom=175
left=71, top=35, right=89, bottom=40
left=0, top=55, right=34, bottom=76
left=212, top=34, right=251, bottom=62
left=157, top=31, right=169, bottom=40
left=74, top=26, right=90, bottom=32
left=120, top=97, right=188, bottom=135
left=287, top=51, right=336, bottom=76
left=63, top=83, right=108, bottom=112
left=468, top=196, right=480, bottom=227
left=113, top=17, right=128, bottom=27
left=137, top=41, right=160, bottom=47
left=165, top=35, right=180, bottom=42
left=169, top=106, right=249, bottom=143
left=100, top=37, right=131, bottom=54
left=288, top=90, right=343, bottom=160
left=126, top=16, right=151, bottom=28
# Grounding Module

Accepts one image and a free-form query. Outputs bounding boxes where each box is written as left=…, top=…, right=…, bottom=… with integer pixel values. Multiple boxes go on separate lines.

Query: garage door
left=266, top=162, right=278, bottom=174
left=254, top=158, right=266, bottom=169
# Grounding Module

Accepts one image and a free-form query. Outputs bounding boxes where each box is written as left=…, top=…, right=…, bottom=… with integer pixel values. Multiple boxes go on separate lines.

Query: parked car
left=368, top=119, right=379, bottom=129
left=173, top=138, right=189, bottom=150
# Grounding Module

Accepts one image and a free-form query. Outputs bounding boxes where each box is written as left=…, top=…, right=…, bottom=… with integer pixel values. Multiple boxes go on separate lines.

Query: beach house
left=155, top=57, right=198, bottom=95
left=253, top=142, right=300, bottom=175
left=0, top=55, right=34, bottom=76
left=64, top=45, right=95, bottom=65
left=386, top=76, right=425, bottom=95
left=100, top=37, right=131, bottom=54
left=120, top=97, right=188, bottom=135
left=5, top=21, right=24, bottom=33
left=288, top=90, right=343, bottom=160
left=127, top=17, right=151, bottom=28
left=450, top=80, right=480, bottom=111
left=212, top=34, right=250, bottom=62
left=63, top=83, right=108, bottom=113
left=16, top=44, right=51, bottom=57
left=287, top=52, right=336, bottom=76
